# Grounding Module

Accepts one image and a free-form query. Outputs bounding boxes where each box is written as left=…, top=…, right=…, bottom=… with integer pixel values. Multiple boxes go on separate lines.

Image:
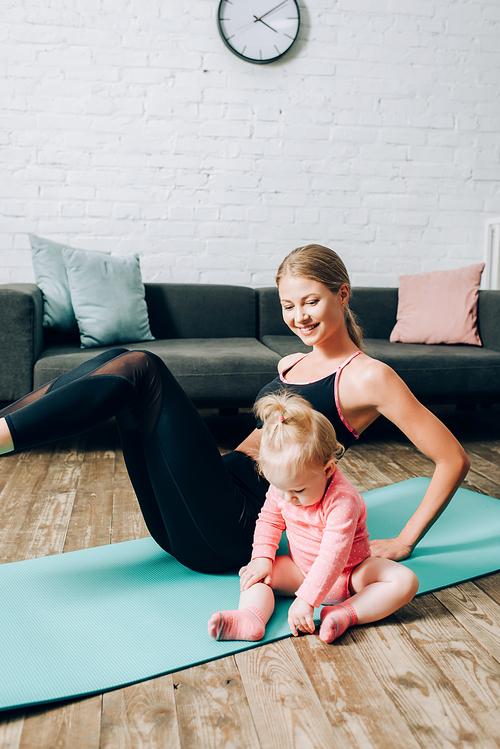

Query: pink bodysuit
left=251, top=466, right=371, bottom=608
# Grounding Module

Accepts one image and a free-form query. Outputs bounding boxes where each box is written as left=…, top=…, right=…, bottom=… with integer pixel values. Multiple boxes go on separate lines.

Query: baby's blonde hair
left=255, top=391, right=344, bottom=479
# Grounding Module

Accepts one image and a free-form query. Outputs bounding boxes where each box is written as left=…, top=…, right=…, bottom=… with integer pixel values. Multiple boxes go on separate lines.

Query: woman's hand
left=239, top=557, right=273, bottom=591
left=370, top=537, right=413, bottom=561
left=288, top=598, right=315, bottom=636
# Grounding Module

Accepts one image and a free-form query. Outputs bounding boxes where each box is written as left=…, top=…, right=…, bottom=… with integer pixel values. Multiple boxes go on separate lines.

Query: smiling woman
left=217, top=0, right=301, bottom=64
left=239, top=244, right=470, bottom=564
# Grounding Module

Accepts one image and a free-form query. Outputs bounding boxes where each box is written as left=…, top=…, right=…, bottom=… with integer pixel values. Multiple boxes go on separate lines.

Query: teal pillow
left=62, top=249, right=155, bottom=349
left=29, top=234, right=110, bottom=332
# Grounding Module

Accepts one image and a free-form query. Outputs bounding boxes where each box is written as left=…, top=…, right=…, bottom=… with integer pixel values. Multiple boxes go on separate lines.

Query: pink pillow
left=390, top=263, right=485, bottom=346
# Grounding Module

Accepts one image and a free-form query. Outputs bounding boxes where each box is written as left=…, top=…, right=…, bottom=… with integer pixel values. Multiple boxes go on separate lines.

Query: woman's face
left=278, top=274, right=349, bottom=347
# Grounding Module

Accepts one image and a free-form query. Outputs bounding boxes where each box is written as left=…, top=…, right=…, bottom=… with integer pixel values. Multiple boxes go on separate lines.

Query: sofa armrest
left=0, top=284, right=44, bottom=401
left=478, top=291, right=500, bottom=352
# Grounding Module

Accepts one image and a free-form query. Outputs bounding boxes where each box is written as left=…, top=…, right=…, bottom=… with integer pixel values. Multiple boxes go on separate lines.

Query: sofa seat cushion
left=364, top=339, right=500, bottom=402
left=33, top=338, right=281, bottom=405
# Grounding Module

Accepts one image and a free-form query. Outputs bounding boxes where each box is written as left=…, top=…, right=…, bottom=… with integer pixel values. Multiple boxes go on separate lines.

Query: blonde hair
left=276, top=244, right=363, bottom=350
left=255, top=391, right=344, bottom=479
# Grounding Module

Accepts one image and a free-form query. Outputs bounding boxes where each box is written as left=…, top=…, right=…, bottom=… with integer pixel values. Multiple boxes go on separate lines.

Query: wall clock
left=217, top=0, right=300, bottom=65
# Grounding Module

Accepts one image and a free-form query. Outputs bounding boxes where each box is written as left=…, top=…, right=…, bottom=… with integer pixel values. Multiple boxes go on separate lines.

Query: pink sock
left=319, top=602, right=357, bottom=643
left=208, top=606, right=266, bottom=642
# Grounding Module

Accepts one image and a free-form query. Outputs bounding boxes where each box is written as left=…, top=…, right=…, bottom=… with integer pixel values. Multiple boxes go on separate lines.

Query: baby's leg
left=208, top=582, right=274, bottom=641
left=208, top=555, right=304, bottom=641
left=348, top=556, right=419, bottom=622
left=319, top=557, right=418, bottom=643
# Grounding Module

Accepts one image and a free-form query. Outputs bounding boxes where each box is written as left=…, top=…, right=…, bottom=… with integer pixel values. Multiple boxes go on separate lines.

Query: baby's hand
left=239, top=557, right=273, bottom=591
left=288, top=598, right=315, bottom=636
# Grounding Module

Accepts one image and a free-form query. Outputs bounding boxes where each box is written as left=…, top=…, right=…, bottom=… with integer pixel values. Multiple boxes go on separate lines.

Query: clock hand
left=233, top=18, right=263, bottom=33
left=256, top=0, right=289, bottom=21
left=253, top=15, right=278, bottom=32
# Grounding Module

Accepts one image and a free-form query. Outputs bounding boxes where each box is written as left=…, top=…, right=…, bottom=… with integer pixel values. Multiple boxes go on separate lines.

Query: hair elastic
left=279, top=415, right=286, bottom=422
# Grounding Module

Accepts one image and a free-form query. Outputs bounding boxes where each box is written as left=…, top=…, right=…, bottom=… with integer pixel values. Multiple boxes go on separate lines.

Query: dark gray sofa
left=0, top=283, right=281, bottom=408
left=1, top=282, right=500, bottom=408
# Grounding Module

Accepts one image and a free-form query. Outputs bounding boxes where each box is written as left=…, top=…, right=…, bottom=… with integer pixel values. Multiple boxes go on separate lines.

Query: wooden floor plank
left=293, top=634, right=420, bottom=749
left=110, top=443, right=149, bottom=545
left=458, top=438, right=500, bottom=470
left=18, top=436, right=88, bottom=560
left=101, top=677, right=181, bottom=749
left=369, top=440, right=435, bottom=480
left=345, top=617, right=495, bottom=748
left=473, top=571, right=500, bottom=607
left=337, top=448, right=392, bottom=492
left=235, top=638, right=335, bottom=749
left=461, top=467, right=500, bottom=500
left=396, top=593, right=500, bottom=721
left=433, top=582, right=500, bottom=664
left=0, top=447, right=55, bottom=564
left=63, top=429, right=115, bottom=553
left=354, top=441, right=417, bottom=486
left=0, top=714, right=23, bottom=749
left=173, top=657, right=260, bottom=749
left=0, top=453, right=19, bottom=498
left=463, top=448, right=500, bottom=485
left=18, top=697, right=102, bottom=749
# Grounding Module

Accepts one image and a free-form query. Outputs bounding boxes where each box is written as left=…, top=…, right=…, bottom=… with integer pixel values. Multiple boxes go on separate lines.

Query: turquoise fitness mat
left=1, top=477, right=500, bottom=711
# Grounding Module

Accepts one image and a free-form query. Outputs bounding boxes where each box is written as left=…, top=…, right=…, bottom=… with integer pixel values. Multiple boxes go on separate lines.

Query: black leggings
left=1, top=349, right=268, bottom=573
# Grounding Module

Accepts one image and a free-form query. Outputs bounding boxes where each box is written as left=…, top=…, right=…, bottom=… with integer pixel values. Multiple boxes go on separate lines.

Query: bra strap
left=337, top=350, right=362, bottom=374
left=334, top=351, right=362, bottom=439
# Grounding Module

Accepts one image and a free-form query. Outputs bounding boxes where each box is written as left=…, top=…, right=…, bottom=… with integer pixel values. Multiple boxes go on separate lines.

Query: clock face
left=217, top=0, right=300, bottom=64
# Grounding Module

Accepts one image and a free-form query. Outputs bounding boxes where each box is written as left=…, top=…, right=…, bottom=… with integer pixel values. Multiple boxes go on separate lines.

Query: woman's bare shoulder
left=277, top=352, right=307, bottom=373
left=343, top=352, right=403, bottom=403
left=351, top=351, right=391, bottom=377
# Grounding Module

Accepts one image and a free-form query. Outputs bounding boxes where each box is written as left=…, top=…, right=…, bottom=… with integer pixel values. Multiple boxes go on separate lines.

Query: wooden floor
left=1, top=404, right=500, bottom=748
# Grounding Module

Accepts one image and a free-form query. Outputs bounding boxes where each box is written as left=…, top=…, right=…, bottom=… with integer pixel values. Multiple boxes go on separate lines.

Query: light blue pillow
left=29, top=234, right=110, bottom=332
left=62, top=249, right=155, bottom=349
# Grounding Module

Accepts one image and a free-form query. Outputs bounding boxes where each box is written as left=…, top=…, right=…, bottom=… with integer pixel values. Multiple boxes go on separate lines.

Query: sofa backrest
left=144, top=283, right=258, bottom=339
left=257, top=286, right=399, bottom=341
left=349, top=287, right=399, bottom=340
left=351, top=288, right=500, bottom=347
left=256, top=287, right=289, bottom=339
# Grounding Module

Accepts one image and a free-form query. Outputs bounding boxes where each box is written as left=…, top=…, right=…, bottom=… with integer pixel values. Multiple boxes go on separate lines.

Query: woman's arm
left=234, top=427, right=262, bottom=460
left=346, top=359, right=470, bottom=561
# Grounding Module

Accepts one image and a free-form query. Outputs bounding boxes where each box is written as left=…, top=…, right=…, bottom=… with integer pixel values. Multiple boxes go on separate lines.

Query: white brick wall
left=1, top=0, right=499, bottom=287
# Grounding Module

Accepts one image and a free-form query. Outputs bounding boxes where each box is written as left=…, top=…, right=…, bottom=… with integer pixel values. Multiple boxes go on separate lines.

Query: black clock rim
left=217, top=0, right=300, bottom=65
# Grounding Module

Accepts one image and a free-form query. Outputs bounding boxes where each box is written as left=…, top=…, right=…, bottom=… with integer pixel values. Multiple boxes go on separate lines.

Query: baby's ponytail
left=255, top=391, right=344, bottom=478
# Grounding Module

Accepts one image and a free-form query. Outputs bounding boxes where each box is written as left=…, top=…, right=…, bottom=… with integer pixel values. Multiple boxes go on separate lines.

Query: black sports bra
left=255, top=351, right=361, bottom=451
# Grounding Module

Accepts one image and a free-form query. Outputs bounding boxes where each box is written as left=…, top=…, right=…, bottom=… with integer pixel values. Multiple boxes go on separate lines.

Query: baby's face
left=265, top=461, right=335, bottom=507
